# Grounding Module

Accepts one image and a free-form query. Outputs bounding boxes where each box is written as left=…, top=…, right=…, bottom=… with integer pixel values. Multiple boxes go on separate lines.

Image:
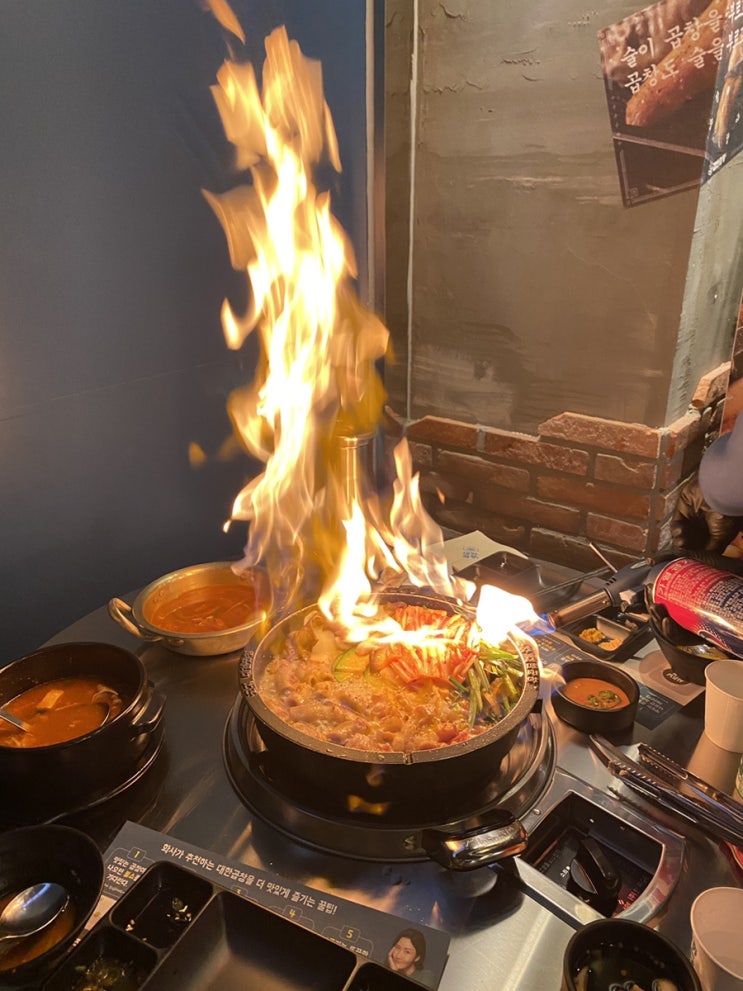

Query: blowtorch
left=547, top=557, right=656, bottom=629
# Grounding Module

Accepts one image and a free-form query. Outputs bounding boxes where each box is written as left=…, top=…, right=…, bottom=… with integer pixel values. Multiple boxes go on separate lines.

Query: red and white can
left=650, top=557, right=743, bottom=659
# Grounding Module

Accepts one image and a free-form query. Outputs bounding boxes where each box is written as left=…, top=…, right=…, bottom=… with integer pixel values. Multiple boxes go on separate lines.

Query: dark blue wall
left=0, top=0, right=370, bottom=662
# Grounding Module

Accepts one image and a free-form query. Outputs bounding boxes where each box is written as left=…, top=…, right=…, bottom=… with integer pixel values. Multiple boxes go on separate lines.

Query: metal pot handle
left=131, top=689, right=166, bottom=733
left=108, top=597, right=163, bottom=644
left=421, top=808, right=527, bottom=870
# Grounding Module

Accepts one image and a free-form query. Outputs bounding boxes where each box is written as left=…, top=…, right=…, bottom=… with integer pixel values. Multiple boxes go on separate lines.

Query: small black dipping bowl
left=562, top=918, right=701, bottom=991
left=649, top=612, right=732, bottom=686
left=551, top=659, right=639, bottom=734
left=0, top=824, right=104, bottom=987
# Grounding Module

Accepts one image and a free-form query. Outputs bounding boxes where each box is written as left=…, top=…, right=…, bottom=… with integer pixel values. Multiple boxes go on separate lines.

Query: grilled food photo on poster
left=598, top=0, right=743, bottom=206
left=705, top=1, right=743, bottom=177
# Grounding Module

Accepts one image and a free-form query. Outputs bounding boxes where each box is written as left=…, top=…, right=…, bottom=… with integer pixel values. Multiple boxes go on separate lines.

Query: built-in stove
left=223, top=698, right=555, bottom=864
left=220, top=551, right=691, bottom=927
left=222, top=692, right=686, bottom=926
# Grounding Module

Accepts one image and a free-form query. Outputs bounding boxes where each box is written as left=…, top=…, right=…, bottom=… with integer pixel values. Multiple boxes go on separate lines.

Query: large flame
left=204, top=16, right=539, bottom=647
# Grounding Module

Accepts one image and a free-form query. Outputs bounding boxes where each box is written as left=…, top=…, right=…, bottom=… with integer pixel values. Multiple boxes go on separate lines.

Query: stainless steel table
left=42, top=598, right=741, bottom=991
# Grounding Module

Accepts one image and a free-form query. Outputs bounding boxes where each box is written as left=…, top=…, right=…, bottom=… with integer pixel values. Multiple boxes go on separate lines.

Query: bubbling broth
left=145, top=582, right=266, bottom=634
left=0, top=678, right=123, bottom=748
left=258, top=601, right=526, bottom=754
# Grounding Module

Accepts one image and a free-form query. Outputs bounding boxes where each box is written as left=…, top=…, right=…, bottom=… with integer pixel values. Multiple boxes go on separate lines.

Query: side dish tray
left=560, top=608, right=651, bottom=663
left=42, top=862, right=425, bottom=991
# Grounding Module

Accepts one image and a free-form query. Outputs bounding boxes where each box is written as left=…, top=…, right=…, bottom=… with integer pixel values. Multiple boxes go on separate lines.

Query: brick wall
left=384, top=363, right=731, bottom=572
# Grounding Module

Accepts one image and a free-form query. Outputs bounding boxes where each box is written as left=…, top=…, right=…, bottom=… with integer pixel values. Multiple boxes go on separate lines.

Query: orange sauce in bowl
left=562, top=677, right=630, bottom=710
left=146, top=583, right=266, bottom=634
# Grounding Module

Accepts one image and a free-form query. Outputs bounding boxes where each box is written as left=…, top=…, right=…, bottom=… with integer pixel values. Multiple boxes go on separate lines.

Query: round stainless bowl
left=109, top=561, right=271, bottom=656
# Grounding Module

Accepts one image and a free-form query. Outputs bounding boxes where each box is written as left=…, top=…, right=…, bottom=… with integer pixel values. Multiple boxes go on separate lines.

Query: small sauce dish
left=551, top=659, right=639, bottom=734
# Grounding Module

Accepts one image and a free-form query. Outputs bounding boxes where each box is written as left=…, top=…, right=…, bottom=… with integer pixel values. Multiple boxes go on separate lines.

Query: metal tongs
left=590, top=735, right=743, bottom=848
left=637, top=743, right=743, bottom=818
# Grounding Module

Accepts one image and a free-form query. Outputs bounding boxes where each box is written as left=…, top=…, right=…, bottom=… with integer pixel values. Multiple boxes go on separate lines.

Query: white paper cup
left=691, top=887, right=743, bottom=990
left=704, top=661, right=743, bottom=752
left=688, top=731, right=741, bottom=795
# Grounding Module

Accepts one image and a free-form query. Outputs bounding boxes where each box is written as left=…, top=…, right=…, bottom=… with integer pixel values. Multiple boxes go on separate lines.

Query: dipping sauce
left=0, top=887, right=76, bottom=972
left=0, top=678, right=123, bottom=748
left=562, top=677, right=629, bottom=711
left=145, top=582, right=266, bottom=634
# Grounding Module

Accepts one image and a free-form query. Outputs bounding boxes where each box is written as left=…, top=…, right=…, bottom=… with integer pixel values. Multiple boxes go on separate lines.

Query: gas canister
left=650, top=557, right=743, bottom=659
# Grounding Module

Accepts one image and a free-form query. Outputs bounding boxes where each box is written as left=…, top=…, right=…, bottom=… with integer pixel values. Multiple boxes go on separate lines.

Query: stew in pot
left=0, top=678, right=123, bottom=748
left=258, top=601, right=526, bottom=753
left=145, top=582, right=267, bottom=634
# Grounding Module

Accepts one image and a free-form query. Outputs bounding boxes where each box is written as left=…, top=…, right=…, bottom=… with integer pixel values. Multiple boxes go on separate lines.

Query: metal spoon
left=0, top=883, right=69, bottom=942
left=0, top=709, right=30, bottom=732
left=0, top=698, right=112, bottom=736
left=66, top=701, right=112, bottom=727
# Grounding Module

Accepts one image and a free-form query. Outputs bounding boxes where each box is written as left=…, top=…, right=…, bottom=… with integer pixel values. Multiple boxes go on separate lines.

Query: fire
left=204, top=12, right=540, bottom=651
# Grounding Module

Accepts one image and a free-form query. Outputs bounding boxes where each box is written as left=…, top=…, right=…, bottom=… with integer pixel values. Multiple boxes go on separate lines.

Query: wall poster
left=714, top=294, right=743, bottom=557
left=598, top=0, right=743, bottom=206
left=705, top=0, right=743, bottom=179
left=721, top=296, right=743, bottom=437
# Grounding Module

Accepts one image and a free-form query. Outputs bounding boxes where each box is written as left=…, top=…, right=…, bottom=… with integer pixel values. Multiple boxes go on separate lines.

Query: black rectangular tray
left=560, top=608, right=651, bottom=663
left=457, top=552, right=616, bottom=617
left=457, top=550, right=544, bottom=597
left=42, top=862, right=426, bottom=991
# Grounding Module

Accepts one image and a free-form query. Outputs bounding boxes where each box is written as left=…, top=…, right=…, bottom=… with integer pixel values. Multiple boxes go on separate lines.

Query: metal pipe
left=332, top=430, right=376, bottom=515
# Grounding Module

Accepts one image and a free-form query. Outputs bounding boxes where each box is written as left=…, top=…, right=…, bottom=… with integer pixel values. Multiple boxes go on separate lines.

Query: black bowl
left=551, top=659, right=639, bottom=734
left=562, top=918, right=701, bottom=991
left=0, top=825, right=104, bottom=987
left=649, top=613, right=731, bottom=686
left=0, top=641, right=165, bottom=825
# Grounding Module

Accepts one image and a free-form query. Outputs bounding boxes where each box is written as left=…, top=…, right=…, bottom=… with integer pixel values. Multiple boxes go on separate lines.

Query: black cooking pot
left=0, top=642, right=165, bottom=824
left=238, top=593, right=541, bottom=819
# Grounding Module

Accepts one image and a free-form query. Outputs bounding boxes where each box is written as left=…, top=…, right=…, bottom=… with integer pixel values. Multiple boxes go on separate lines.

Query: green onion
left=467, top=669, right=483, bottom=727
left=467, top=688, right=478, bottom=727
left=447, top=638, right=527, bottom=725
left=479, top=646, right=518, bottom=662
left=501, top=670, right=518, bottom=699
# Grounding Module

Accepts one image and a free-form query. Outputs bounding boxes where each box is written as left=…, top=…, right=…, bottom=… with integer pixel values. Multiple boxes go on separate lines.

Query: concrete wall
left=384, top=0, right=743, bottom=565
left=385, top=0, right=743, bottom=433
